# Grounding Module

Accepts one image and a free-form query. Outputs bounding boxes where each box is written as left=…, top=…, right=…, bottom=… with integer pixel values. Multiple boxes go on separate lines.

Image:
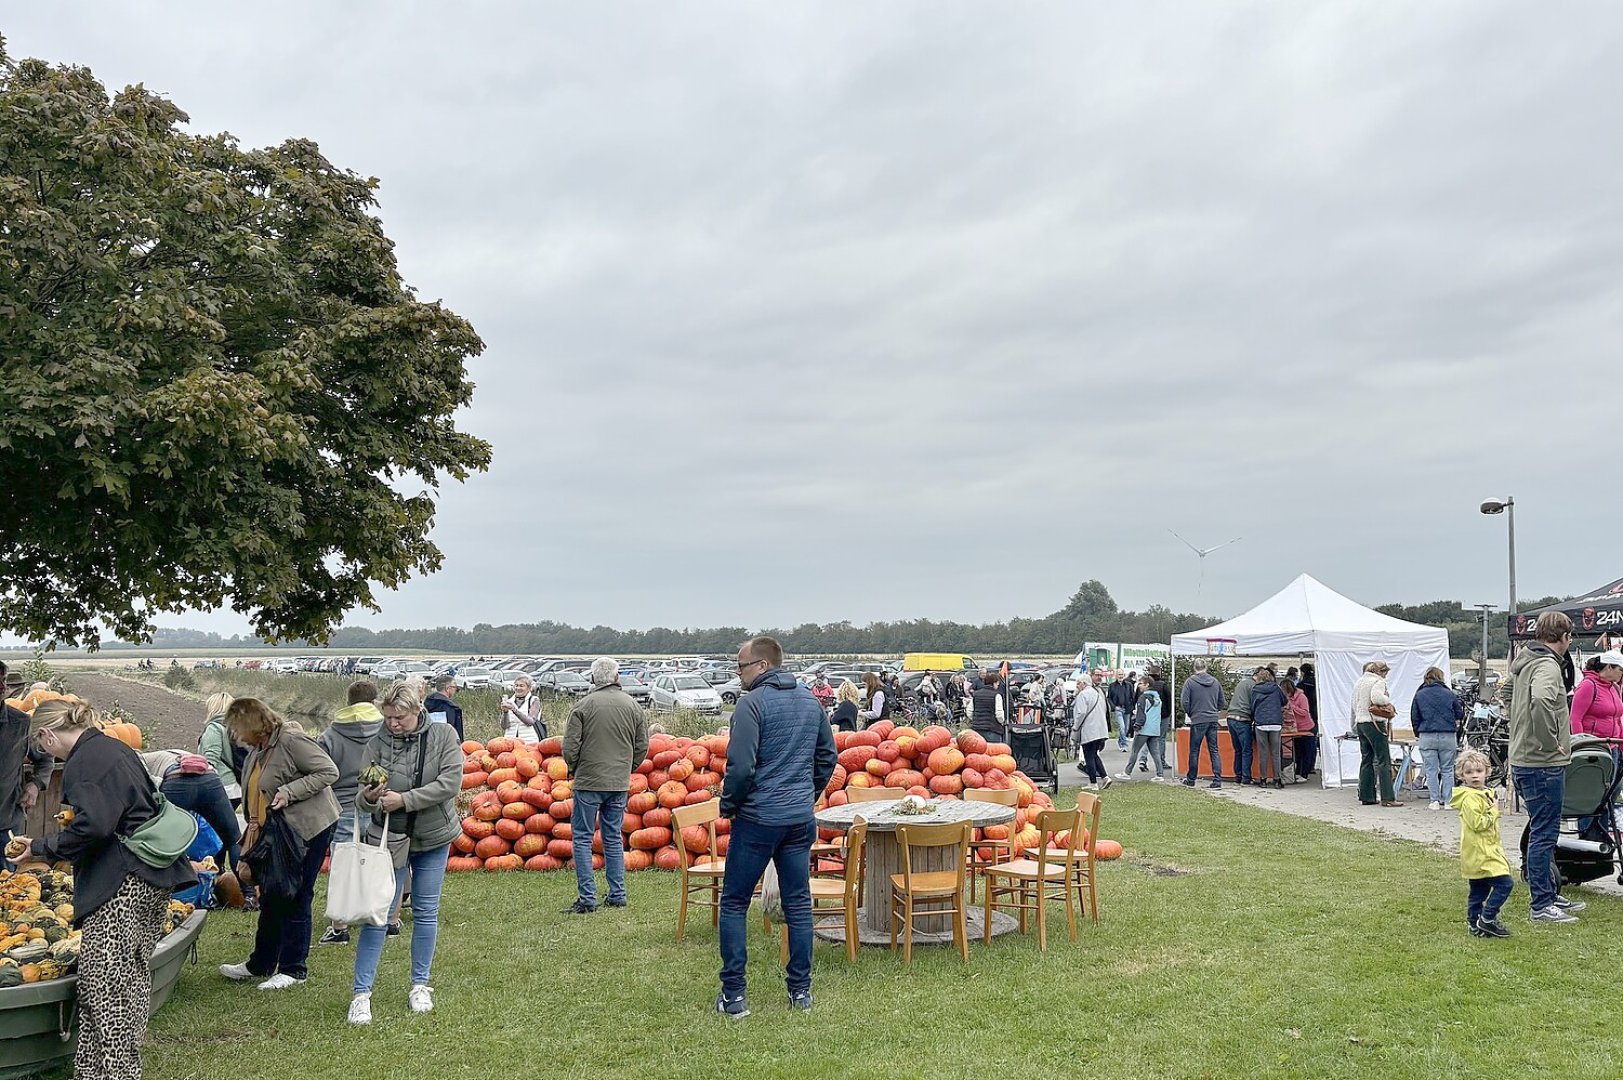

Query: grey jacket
left=355, top=719, right=463, bottom=863
left=1180, top=673, right=1225, bottom=723
left=1509, top=643, right=1571, bottom=768
left=1228, top=676, right=1256, bottom=720
left=318, top=703, right=384, bottom=811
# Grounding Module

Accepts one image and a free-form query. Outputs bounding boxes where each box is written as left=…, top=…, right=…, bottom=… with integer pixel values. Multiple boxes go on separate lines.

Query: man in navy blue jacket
left=716, top=635, right=837, bottom=1019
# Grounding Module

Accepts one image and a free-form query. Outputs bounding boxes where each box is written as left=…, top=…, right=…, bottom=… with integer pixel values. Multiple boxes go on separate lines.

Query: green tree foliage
left=0, top=39, right=490, bottom=646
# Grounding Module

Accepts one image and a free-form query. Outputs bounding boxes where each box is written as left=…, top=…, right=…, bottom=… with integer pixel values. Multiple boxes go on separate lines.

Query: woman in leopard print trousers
left=19, top=700, right=196, bottom=1080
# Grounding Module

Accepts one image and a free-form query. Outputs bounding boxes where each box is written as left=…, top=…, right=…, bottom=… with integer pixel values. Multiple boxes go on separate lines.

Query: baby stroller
left=1519, top=735, right=1623, bottom=888
left=1006, top=703, right=1059, bottom=795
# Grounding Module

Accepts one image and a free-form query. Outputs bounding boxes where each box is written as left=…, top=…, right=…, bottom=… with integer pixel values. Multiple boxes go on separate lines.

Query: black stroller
left=1519, top=735, right=1623, bottom=888
left=1006, top=702, right=1059, bottom=795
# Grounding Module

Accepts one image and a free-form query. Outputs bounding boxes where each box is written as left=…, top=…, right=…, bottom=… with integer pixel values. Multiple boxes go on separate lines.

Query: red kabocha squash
left=630, top=827, right=673, bottom=851
left=525, top=814, right=555, bottom=835
left=494, top=819, right=526, bottom=842
left=460, top=740, right=483, bottom=755
left=514, top=834, right=548, bottom=859
left=452, top=833, right=477, bottom=854
left=536, top=737, right=564, bottom=756
left=653, top=846, right=684, bottom=871
left=473, top=835, right=510, bottom=860
left=461, top=773, right=488, bottom=790
left=625, top=849, right=654, bottom=871
left=447, top=856, right=483, bottom=872
left=486, top=737, right=517, bottom=755
left=484, top=854, right=523, bottom=871
left=546, top=838, right=575, bottom=860
left=462, top=817, right=495, bottom=841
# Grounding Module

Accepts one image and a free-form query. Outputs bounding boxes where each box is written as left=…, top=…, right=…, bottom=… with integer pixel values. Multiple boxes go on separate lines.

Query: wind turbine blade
left=1202, top=537, right=1243, bottom=555
left=1167, top=529, right=1204, bottom=556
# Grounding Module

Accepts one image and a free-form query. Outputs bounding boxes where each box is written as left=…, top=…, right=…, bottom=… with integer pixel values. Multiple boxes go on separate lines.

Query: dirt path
left=1058, top=749, right=1623, bottom=900
left=65, top=672, right=209, bottom=751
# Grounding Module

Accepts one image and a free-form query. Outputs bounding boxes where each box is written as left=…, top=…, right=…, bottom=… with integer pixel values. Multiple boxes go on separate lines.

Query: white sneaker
left=348, top=993, right=373, bottom=1025
left=1428, top=801, right=1442, bottom=811
left=1113, top=772, right=1131, bottom=781
left=257, top=973, right=306, bottom=990
left=409, top=984, right=435, bottom=1014
left=1149, top=776, right=1166, bottom=783
left=1099, top=775, right=1114, bottom=790
left=219, top=962, right=254, bottom=982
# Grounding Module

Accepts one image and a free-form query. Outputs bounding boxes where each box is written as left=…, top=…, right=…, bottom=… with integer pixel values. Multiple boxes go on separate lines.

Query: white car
left=454, top=666, right=495, bottom=689
left=373, top=660, right=434, bottom=681
left=649, top=673, right=723, bottom=714
left=490, top=669, right=535, bottom=692
left=268, top=658, right=300, bottom=674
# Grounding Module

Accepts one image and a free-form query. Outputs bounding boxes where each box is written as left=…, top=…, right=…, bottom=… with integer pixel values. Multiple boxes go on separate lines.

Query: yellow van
left=903, top=653, right=977, bottom=672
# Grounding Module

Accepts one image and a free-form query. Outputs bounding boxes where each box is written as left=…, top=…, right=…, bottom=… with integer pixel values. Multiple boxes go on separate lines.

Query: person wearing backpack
left=11, top=698, right=195, bottom=1080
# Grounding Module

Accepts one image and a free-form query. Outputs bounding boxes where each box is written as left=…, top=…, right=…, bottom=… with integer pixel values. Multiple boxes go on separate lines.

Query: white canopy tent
left=1169, top=574, right=1451, bottom=789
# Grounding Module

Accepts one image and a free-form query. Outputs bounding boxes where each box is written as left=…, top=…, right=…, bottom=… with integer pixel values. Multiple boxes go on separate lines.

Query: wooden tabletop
left=814, top=798, right=1016, bottom=833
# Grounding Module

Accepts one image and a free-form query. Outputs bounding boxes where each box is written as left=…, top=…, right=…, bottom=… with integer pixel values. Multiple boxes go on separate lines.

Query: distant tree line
left=25, top=581, right=1567, bottom=659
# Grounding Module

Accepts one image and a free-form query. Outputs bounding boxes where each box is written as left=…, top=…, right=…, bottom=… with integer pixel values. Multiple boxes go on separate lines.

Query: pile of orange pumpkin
left=2, top=690, right=142, bottom=751
left=819, top=721, right=1123, bottom=862
left=448, top=732, right=731, bottom=873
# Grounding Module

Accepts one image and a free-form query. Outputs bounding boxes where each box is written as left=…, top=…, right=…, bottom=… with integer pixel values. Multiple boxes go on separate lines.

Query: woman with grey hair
left=500, top=676, right=546, bottom=741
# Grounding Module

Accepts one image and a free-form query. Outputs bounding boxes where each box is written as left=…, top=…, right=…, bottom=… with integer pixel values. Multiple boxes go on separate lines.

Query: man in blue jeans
left=1179, top=659, right=1226, bottom=788
left=561, top=658, right=649, bottom=914
left=716, top=635, right=837, bottom=1018
left=1509, top=612, right=1581, bottom=924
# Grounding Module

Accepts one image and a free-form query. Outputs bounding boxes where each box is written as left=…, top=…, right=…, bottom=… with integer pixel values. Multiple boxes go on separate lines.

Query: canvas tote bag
left=324, top=808, right=396, bottom=926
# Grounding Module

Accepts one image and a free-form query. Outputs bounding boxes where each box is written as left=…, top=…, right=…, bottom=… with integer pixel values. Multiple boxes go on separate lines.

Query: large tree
left=0, top=39, right=491, bottom=646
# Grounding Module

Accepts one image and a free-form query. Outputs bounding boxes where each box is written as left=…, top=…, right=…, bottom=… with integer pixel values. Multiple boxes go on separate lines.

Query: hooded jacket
left=318, top=702, right=385, bottom=810
left=1509, top=643, right=1570, bottom=768
left=1450, top=785, right=1511, bottom=879
left=422, top=692, right=464, bottom=741
left=721, top=668, right=837, bottom=826
left=1179, top=673, right=1225, bottom=724
left=197, top=714, right=240, bottom=793
left=355, top=719, right=463, bottom=863
left=1570, top=669, right=1623, bottom=741
left=1250, top=680, right=1286, bottom=728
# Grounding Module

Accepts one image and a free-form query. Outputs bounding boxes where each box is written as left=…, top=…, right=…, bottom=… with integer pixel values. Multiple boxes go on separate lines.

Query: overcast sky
left=7, top=4, right=1618, bottom=639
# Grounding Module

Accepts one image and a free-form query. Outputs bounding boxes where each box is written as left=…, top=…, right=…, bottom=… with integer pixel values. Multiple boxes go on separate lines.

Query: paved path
left=1058, top=745, right=1623, bottom=899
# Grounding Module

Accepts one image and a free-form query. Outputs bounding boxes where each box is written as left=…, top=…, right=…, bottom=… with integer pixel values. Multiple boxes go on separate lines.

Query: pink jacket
left=1570, top=669, right=1623, bottom=741
left=1287, top=689, right=1314, bottom=732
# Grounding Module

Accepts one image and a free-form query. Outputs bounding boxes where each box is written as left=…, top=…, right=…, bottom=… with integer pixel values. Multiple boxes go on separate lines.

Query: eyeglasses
left=739, top=659, right=767, bottom=671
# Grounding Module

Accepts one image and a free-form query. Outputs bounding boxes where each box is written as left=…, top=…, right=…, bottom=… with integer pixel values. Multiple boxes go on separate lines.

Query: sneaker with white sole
left=1099, top=775, right=1114, bottom=790
left=348, top=993, right=372, bottom=1025
left=219, top=962, right=255, bottom=982
left=318, top=926, right=351, bottom=946
left=1552, top=895, right=1586, bottom=913
left=1531, top=905, right=1578, bottom=924
left=1113, top=772, right=1131, bottom=782
left=409, top=984, right=435, bottom=1014
left=1148, top=776, right=1166, bottom=783
left=258, top=973, right=306, bottom=990
left=1428, top=801, right=1442, bottom=811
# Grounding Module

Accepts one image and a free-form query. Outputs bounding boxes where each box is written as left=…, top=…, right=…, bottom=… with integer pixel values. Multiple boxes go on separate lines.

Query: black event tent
left=1510, top=576, right=1623, bottom=640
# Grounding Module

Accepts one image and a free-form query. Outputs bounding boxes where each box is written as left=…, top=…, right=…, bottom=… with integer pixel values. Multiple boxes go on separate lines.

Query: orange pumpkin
left=1093, top=839, right=1123, bottom=861
left=461, top=817, right=495, bottom=841
left=514, top=834, right=548, bottom=859
left=630, top=827, right=673, bottom=851
left=452, top=833, right=477, bottom=854
left=955, top=730, right=989, bottom=756
left=473, top=835, right=510, bottom=860
left=101, top=722, right=143, bottom=750
left=494, top=818, right=526, bottom=842
left=624, top=849, right=654, bottom=871
left=525, top=813, right=555, bottom=836
left=460, top=773, right=488, bottom=790
left=486, top=737, right=517, bottom=755
left=447, top=856, right=483, bottom=872
left=484, top=853, right=523, bottom=871
left=550, top=798, right=574, bottom=821
left=536, top=736, right=564, bottom=756
left=627, top=791, right=659, bottom=816
left=546, top=838, right=574, bottom=860
left=461, top=740, right=483, bottom=755
left=656, top=780, right=689, bottom=810
left=653, top=846, right=684, bottom=871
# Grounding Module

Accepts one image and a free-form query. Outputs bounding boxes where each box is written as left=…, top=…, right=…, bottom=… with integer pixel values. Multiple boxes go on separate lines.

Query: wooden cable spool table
left=813, top=798, right=1020, bottom=947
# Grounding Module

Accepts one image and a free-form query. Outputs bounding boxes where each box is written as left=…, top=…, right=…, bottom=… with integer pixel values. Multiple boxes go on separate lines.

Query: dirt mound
left=66, top=673, right=207, bottom=751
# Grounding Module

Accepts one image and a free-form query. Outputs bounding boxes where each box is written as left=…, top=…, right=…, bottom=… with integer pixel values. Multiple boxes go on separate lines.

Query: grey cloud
left=6, top=2, right=1618, bottom=640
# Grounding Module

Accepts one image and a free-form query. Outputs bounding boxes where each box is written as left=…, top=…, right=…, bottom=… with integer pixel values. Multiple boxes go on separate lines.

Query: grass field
left=51, top=783, right=1623, bottom=1079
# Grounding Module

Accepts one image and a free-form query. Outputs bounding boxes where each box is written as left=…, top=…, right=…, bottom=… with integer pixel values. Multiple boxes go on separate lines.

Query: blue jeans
left=1228, top=719, right=1255, bottom=782
left=719, top=818, right=814, bottom=998
left=162, top=772, right=243, bottom=871
left=572, top=790, right=627, bottom=906
left=1513, top=765, right=1565, bottom=911
left=353, top=842, right=451, bottom=993
left=1467, top=875, right=1514, bottom=926
left=1418, top=733, right=1458, bottom=805
left=1185, top=722, right=1221, bottom=782
left=248, top=822, right=335, bottom=981
left=1112, top=708, right=1128, bottom=749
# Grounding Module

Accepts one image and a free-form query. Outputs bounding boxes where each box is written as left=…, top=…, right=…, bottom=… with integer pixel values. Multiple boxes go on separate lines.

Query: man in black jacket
left=1108, top=673, right=1139, bottom=752
left=0, top=665, right=53, bottom=862
left=423, top=675, right=465, bottom=741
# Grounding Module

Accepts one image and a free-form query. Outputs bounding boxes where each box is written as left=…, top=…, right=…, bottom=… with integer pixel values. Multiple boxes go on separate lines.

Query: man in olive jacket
left=1510, top=611, right=1579, bottom=923
left=562, top=658, right=649, bottom=915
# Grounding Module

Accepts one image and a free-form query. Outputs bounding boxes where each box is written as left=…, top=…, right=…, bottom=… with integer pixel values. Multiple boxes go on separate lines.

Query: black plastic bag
left=244, top=810, right=308, bottom=900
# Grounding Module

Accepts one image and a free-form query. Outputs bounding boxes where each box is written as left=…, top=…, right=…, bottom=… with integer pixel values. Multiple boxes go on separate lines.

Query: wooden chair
left=964, top=787, right=1020, bottom=902
left=888, top=821, right=972, bottom=965
left=671, top=800, right=726, bottom=941
left=847, top=785, right=899, bottom=802
left=782, top=817, right=868, bottom=964
left=1070, top=790, right=1103, bottom=924
left=982, top=807, right=1081, bottom=950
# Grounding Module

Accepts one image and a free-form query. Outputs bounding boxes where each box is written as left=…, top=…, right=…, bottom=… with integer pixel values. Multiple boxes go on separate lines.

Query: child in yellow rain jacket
left=1449, top=749, right=1514, bottom=938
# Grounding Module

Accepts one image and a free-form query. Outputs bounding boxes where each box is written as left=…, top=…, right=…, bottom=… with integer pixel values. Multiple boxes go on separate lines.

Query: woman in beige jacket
left=1353, top=661, right=1400, bottom=806
left=218, top=699, right=340, bottom=990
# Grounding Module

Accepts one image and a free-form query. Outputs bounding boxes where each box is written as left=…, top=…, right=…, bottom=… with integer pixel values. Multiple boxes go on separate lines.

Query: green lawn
left=73, top=786, right=1623, bottom=1078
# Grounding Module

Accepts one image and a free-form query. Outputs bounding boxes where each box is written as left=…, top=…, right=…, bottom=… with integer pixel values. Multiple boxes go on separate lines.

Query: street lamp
left=1474, top=603, right=1495, bottom=702
left=1479, top=496, right=1516, bottom=621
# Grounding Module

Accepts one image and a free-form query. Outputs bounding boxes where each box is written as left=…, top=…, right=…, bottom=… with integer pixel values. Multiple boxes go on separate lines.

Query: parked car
left=354, top=656, right=385, bottom=673
left=713, top=675, right=743, bottom=705
left=490, top=669, right=534, bottom=692
left=649, top=673, right=723, bottom=715
left=536, top=671, right=591, bottom=699
left=696, top=668, right=737, bottom=688
left=618, top=672, right=653, bottom=706
left=373, top=660, right=434, bottom=681
left=454, top=666, right=495, bottom=689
